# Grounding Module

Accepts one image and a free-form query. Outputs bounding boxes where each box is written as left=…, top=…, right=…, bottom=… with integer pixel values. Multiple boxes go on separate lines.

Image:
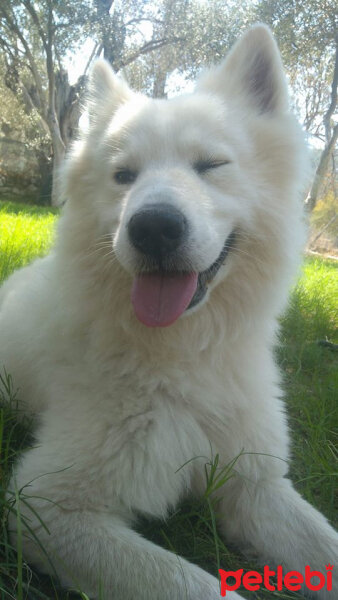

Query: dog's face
left=65, top=26, right=305, bottom=328
left=103, top=95, right=247, bottom=327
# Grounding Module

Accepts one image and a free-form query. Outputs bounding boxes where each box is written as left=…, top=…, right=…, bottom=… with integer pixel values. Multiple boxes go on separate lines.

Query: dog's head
left=63, top=25, right=306, bottom=330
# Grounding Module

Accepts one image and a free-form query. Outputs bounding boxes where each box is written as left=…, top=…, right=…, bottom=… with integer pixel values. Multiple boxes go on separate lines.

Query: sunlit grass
left=0, top=201, right=58, bottom=283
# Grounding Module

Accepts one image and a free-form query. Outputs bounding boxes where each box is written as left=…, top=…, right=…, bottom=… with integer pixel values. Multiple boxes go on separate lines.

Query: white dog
left=1, top=25, right=337, bottom=599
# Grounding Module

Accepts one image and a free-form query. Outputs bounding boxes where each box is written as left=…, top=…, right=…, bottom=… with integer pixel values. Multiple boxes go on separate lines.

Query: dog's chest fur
left=97, top=401, right=209, bottom=516
left=37, top=354, right=213, bottom=517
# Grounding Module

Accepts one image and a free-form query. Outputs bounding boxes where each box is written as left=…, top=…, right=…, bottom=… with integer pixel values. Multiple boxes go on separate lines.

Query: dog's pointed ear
left=198, top=25, right=288, bottom=114
left=87, top=60, right=133, bottom=125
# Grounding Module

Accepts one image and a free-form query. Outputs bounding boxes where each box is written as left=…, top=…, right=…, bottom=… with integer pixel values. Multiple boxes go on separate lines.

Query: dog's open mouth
left=131, top=230, right=236, bottom=327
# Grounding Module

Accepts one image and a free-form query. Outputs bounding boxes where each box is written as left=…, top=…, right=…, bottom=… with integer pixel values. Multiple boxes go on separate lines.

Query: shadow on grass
left=0, top=200, right=60, bottom=217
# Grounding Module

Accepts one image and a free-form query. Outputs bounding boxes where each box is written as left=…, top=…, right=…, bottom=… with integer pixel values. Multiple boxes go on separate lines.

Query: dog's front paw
left=190, top=567, right=244, bottom=600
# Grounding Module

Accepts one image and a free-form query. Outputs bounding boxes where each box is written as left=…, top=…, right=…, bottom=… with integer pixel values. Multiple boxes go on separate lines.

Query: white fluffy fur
left=1, top=25, right=337, bottom=599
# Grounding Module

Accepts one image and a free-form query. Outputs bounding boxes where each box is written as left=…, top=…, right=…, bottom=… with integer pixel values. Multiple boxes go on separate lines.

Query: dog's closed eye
left=193, top=158, right=231, bottom=174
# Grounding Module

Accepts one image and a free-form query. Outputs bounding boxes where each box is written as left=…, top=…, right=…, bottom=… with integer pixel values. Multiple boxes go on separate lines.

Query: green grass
left=0, top=201, right=58, bottom=283
left=0, top=200, right=337, bottom=599
left=278, top=259, right=337, bottom=523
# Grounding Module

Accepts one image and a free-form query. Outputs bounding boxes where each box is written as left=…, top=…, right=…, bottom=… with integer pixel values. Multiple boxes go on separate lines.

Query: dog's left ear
left=198, top=24, right=288, bottom=114
left=87, top=60, right=133, bottom=126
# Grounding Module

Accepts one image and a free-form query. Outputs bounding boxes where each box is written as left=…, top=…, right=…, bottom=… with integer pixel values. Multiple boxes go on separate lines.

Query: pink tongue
left=132, top=272, right=198, bottom=327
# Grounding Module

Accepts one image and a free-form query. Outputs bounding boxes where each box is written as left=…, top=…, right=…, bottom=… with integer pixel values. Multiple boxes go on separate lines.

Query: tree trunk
left=56, top=70, right=86, bottom=147
left=36, top=149, right=53, bottom=205
left=153, top=70, right=167, bottom=98
left=305, top=123, right=338, bottom=213
left=50, top=127, right=66, bottom=206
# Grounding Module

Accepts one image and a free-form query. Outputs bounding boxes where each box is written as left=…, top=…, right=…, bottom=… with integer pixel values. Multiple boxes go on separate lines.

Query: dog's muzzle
left=188, top=229, right=237, bottom=310
left=128, top=203, right=188, bottom=261
left=127, top=204, right=236, bottom=327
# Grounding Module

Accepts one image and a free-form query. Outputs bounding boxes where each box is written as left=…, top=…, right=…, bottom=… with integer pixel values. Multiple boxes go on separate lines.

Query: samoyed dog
left=1, top=25, right=337, bottom=600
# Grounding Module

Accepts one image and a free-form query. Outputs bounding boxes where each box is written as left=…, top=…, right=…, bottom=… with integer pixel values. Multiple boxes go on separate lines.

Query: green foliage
left=0, top=203, right=336, bottom=598
left=0, top=58, right=48, bottom=152
left=255, top=0, right=337, bottom=138
left=310, top=192, right=338, bottom=239
left=1, top=1, right=336, bottom=207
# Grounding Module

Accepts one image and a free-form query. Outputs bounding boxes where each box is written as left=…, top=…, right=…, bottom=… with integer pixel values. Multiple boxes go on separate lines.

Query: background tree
left=0, top=0, right=193, bottom=204
left=132, top=0, right=256, bottom=97
left=0, top=0, right=336, bottom=213
left=256, top=0, right=338, bottom=212
left=0, top=0, right=93, bottom=204
left=0, top=54, right=51, bottom=202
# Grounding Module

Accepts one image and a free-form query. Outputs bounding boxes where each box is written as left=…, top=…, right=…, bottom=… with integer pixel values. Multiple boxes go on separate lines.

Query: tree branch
left=0, top=34, right=17, bottom=61
left=118, top=36, right=185, bottom=70
left=45, top=0, right=65, bottom=156
left=83, top=41, right=100, bottom=77
left=124, top=17, right=163, bottom=28
left=0, top=4, right=46, bottom=118
left=305, top=122, right=338, bottom=212
left=323, top=38, right=338, bottom=143
left=21, top=0, right=48, bottom=53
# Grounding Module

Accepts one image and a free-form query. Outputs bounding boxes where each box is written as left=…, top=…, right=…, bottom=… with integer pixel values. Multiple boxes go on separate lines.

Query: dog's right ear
left=197, top=25, right=288, bottom=115
left=87, top=60, right=133, bottom=126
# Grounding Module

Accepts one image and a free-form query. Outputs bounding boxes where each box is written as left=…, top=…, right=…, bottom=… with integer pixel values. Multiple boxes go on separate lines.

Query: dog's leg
left=217, top=475, right=337, bottom=599
left=10, top=502, right=249, bottom=600
left=207, top=402, right=338, bottom=599
left=9, top=460, right=244, bottom=599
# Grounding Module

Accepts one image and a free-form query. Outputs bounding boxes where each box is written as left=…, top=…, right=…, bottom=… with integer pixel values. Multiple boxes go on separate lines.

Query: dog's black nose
left=128, top=203, right=187, bottom=259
